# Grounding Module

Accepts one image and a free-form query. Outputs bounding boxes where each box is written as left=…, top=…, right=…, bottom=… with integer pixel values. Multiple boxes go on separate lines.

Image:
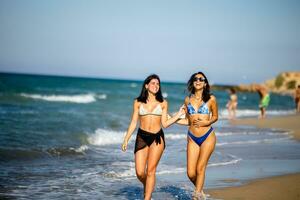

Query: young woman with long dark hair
left=178, top=71, right=218, bottom=199
left=121, top=74, right=184, bottom=200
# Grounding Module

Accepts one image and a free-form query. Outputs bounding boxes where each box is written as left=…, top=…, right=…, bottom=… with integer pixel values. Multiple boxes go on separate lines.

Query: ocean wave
left=86, top=129, right=186, bottom=146
left=87, top=129, right=125, bottom=146
left=104, top=158, right=242, bottom=180
left=0, top=145, right=89, bottom=161
left=0, top=148, right=46, bottom=161
left=162, top=92, right=168, bottom=98
left=46, top=145, right=89, bottom=156
left=20, top=93, right=100, bottom=103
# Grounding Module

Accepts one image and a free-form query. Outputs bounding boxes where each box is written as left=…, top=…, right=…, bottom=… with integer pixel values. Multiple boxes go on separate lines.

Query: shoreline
left=231, top=113, right=300, bottom=140
left=208, top=173, right=300, bottom=200
left=208, top=114, right=300, bottom=200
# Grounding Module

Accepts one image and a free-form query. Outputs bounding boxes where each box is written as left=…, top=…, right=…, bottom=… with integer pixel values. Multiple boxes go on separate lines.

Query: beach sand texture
left=232, top=114, right=300, bottom=140
left=209, top=114, right=300, bottom=200
left=209, top=173, right=300, bottom=200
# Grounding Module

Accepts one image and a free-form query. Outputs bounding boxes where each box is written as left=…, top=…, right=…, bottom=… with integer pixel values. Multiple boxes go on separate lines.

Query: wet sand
left=232, top=114, right=300, bottom=140
left=208, top=114, right=300, bottom=200
left=208, top=173, right=300, bottom=200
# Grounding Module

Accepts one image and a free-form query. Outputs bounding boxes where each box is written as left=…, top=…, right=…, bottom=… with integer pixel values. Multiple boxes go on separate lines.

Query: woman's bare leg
left=135, top=147, right=149, bottom=195
left=195, top=133, right=216, bottom=193
left=144, top=138, right=164, bottom=200
left=187, top=137, right=200, bottom=185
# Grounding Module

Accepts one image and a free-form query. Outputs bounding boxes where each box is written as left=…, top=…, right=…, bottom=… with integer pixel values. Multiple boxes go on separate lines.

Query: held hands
left=176, top=104, right=186, bottom=118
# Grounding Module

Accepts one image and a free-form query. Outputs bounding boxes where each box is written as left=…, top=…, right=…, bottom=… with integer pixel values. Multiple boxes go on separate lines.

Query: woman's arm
left=209, top=95, right=219, bottom=124
left=161, top=101, right=185, bottom=128
left=175, top=117, right=189, bottom=125
left=176, top=96, right=190, bottom=125
left=122, top=100, right=139, bottom=152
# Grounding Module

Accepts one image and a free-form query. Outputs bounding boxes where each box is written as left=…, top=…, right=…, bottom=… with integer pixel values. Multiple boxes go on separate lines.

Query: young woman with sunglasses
left=178, top=71, right=218, bottom=199
left=121, top=74, right=185, bottom=200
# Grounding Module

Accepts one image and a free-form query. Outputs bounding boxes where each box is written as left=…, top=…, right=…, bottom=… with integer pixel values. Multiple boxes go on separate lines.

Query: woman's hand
left=121, top=140, right=128, bottom=152
left=177, top=104, right=186, bottom=118
left=192, top=118, right=210, bottom=127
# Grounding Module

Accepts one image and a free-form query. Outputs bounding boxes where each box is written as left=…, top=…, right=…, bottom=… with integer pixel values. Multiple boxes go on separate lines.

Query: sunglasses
left=193, top=77, right=206, bottom=82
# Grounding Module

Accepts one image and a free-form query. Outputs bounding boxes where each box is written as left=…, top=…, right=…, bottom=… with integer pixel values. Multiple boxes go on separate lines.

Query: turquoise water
left=0, top=72, right=299, bottom=199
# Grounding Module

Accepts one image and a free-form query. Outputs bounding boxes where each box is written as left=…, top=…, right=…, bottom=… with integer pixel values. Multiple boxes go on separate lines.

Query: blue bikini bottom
left=188, top=127, right=213, bottom=146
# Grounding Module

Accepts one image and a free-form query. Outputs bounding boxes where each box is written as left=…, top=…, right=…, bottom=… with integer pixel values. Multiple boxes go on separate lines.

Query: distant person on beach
left=254, top=84, right=270, bottom=118
left=295, top=85, right=300, bottom=113
left=121, top=74, right=185, bottom=200
left=226, top=88, right=238, bottom=120
left=177, top=71, right=218, bottom=199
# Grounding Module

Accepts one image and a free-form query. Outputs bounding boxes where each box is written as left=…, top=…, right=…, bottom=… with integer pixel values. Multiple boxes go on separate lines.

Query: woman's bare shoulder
left=134, top=99, right=142, bottom=107
left=184, top=96, right=190, bottom=104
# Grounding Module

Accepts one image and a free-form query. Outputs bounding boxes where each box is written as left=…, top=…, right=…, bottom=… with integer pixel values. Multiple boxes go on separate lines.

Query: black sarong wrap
left=134, top=128, right=165, bottom=154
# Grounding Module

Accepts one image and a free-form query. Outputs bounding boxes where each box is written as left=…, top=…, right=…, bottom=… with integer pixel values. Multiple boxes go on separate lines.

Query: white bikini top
left=139, top=104, right=162, bottom=116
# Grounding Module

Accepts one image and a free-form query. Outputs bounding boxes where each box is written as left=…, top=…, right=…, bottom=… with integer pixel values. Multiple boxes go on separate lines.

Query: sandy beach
left=208, top=173, right=300, bottom=200
left=232, top=114, right=300, bottom=140
left=208, top=114, right=300, bottom=200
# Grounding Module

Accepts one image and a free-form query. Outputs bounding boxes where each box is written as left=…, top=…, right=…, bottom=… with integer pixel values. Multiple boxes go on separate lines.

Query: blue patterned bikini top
left=187, top=101, right=210, bottom=115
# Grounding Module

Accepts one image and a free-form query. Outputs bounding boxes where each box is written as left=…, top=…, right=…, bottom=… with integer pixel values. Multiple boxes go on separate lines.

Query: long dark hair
left=136, top=74, right=164, bottom=103
left=187, top=71, right=211, bottom=102
left=229, top=88, right=236, bottom=94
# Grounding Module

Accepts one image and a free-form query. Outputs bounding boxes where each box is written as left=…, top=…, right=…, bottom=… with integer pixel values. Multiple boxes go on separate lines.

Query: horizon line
left=0, top=70, right=238, bottom=87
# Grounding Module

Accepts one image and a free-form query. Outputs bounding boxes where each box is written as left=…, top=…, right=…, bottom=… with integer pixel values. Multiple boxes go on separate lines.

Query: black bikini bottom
left=134, top=128, right=165, bottom=154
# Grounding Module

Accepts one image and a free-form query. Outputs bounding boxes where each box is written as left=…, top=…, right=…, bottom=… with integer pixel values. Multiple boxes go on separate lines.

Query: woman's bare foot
left=192, top=191, right=206, bottom=200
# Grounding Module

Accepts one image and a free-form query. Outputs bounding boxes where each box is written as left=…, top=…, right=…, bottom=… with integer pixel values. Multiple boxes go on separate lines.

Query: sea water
left=1, top=73, right=300, bottom=200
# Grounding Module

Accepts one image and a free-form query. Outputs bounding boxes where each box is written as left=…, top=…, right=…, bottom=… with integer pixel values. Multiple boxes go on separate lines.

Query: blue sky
left=0, top=0, right=299, bottom=84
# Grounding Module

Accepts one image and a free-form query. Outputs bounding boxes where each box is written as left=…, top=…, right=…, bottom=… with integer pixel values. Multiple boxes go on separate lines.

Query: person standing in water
left=254, top=84, right=270, bottom=118
left=121, top=74, right=185, bottom=200
left=177, top=71, right=218, bottom=199
left=226, top=88, right=238, bottom=120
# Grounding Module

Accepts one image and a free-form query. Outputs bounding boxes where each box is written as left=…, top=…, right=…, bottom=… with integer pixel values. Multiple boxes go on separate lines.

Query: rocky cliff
left=238, top=72, right=300, bottom=95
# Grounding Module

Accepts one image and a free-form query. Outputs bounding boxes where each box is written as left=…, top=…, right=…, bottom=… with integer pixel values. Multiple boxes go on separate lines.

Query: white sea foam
left=72, top=145, right=89, bottom=153
left=165, top=133, right=186, bottom=140
left=107, top=159, right=243, bottom=180
left=216, top=131, right=261, bottom=136
left=105, top=168, right=136, bottom=180
left=104, top=161, right=136, bottom=179
left=208, top=159, right=242, bottom=167
left=216, top=131, right=290, bottom=137
left=97, top=94, right=107, bottom=100
left=156, top=167, right=185, bottom=175
left=87, top=129, right=125, bottom=146
left=20, top=93, right=97, bottom=103
left=162, top=92, right=168, bottom=98
left=219, top=109, right=295, bottom=119
left=130, top=83, right=137, bottom=88
left=217, top=136, right=292, bottom=146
